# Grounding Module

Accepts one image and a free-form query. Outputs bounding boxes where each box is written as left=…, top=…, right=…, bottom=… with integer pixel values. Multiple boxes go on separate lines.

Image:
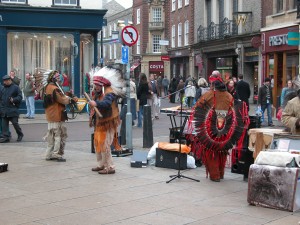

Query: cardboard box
left=155, top=148, right=187, bottom=170
left=248, top=164, right=300, bottom=212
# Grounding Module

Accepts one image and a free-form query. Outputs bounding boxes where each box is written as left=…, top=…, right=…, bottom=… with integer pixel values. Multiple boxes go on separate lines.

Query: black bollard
left=120, top=104, right=127, bottom=145
left=143, top=105, right=153, bottom=148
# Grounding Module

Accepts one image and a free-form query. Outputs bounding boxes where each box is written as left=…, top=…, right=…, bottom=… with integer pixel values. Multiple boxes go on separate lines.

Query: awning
left=130, top=63, right=140, bottom=71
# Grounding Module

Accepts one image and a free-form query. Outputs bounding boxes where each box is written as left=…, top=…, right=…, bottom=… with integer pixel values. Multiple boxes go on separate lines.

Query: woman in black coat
left=137, top=73, right=149, bottom=128
left=168, top=77, right=177, bottom=103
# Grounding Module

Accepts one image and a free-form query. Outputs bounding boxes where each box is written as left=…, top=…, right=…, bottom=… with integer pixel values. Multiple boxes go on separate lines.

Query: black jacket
left=0, top=83, right=23, bottom=117
left=137, top=82, right=149, bottom=106
left=236, top=80, right=251, bottom=104
left=258, top=85, right=273, bottom=105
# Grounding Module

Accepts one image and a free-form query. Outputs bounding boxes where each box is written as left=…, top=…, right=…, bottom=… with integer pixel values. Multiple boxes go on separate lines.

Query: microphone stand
left=166, top=89, right=200, bottom=183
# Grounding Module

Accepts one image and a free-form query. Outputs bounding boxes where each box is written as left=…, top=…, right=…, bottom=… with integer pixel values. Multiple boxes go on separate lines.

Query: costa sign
left=149, top=61, right=164, bottom=72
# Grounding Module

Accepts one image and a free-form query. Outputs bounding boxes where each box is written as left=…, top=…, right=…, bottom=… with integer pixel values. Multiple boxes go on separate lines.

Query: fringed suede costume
left=89, top=67, right=125, bottom=174
left=188, top=71, right=249, bottom=181
left=44, top=70, right=77, bottom=161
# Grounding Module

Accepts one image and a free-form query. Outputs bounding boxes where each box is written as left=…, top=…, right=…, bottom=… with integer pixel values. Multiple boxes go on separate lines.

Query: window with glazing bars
left=184, top=21, right=189, bottom=45
left=152, top=7, right=161, bottom=22
left=54, top=0, right=77, bottom=5
left=277, top=0, right=283, bottom=12
left=152, top=34, right=161, bottom=53
left=2, top=0, right=26, bottom=3
left=171, top=25, right=176, bottom=48
left=178, top=23, right=182, bottom=47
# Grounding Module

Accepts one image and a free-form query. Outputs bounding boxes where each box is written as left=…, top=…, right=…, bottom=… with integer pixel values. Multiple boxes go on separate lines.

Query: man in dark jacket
left=258, top=77, right=274, bottom=126
left=236, top=74, right=251, bottom=110
left=0, top=75, right=24, bottom=143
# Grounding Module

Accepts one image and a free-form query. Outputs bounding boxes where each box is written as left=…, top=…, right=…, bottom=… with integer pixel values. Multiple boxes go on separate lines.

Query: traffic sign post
left=121, top=23, right=139, bottom=150
left=121, top=46, right=129, bottom=64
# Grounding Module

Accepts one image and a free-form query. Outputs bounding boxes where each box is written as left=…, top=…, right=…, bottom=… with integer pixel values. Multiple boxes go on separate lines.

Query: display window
left=7, top=32, right=74, bottom=91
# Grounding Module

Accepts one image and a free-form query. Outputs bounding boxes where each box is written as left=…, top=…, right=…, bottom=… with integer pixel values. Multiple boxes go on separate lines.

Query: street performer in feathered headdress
left=89, top=66, right=125, bottom=175
left=188, top=70, right=249, bottom=182
left=43, top=70, right=78, bottom=162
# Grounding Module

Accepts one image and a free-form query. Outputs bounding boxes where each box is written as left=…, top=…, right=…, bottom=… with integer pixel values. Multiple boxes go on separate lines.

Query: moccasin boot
left=91, top=166, right=105, bottom=172
left=98, top=168, right=115, bottom=174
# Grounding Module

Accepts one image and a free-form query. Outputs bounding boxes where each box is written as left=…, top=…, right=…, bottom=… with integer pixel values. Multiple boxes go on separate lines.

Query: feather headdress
left=91, top=66, right=126, bottom=98
left=33, top=68, right=52, bottom=92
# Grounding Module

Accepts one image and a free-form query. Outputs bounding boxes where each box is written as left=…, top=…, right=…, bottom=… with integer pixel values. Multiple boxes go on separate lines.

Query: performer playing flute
left=89, top=67, right=125, bottom=174
left=43, top=70, right=78, bottom=162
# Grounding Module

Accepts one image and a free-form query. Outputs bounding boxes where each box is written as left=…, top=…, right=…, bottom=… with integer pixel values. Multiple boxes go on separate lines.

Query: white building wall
left=28, top=0, right=102, bottom=9
left=29, top=0, right=51, bottom=7
left=80, top=0, right=102, bottom=9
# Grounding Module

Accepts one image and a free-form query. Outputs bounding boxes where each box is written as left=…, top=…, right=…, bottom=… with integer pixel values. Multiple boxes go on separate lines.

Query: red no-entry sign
left=121, top=25, right=138, bottom=47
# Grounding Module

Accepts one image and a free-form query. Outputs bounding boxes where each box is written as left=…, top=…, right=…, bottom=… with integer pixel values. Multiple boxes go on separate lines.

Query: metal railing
left=197, top=18, right=239, bottom=42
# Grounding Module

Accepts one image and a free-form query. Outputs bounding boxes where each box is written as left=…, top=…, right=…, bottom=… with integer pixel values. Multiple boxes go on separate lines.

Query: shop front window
left=286, top=53, right=299, bottom=81
left=7, top=32, right=74, bottom=91
left=216, top=57, right=232, bottom=81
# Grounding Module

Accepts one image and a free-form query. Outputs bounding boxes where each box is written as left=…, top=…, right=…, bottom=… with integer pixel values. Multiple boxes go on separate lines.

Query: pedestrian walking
left=148, top=74, right=160, bottom=119
left=137, top=73, right=149, bottom=128
left=43, top=70, right=78, bottom=162
left=258, top=77, right=274, bottom=126
left=23, top=72, right=35, bottom=119
left=226, top=79, right=238, bottom=99
left=0, top=75, right=23, bottom=143
left=194, top=78, right=209, bottom=104
left=236, top=74, right=251, bottom=110
left=162, top=76, right=170, bottom=97
left=185, top=80, right=196, bottom=108
left=280, top=80, right=294, bottom=107
left=9, top=70, right=21, bottom=86
left=168, top=77, right=177, bottom=103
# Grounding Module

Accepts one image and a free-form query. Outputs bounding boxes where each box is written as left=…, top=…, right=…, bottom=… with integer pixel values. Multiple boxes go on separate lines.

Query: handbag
left=136, top=99, right=140, bottom=112
left=34, top=90, right=40, bottom=100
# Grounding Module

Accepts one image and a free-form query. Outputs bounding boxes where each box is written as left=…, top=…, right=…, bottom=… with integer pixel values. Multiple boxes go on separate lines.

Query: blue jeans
left=261, top=103, right=273, bottom=125
left=25, top=95, right=35, bottom=118
left=137, top=105, right=144, bottom=127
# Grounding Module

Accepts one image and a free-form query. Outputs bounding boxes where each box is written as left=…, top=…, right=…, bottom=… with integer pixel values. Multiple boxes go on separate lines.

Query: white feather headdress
left=91, top=66, right=126, bottom=98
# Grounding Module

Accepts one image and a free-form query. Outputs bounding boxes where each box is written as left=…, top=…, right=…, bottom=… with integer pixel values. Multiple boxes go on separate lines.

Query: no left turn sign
left=121, top=25, right=139, bottom=47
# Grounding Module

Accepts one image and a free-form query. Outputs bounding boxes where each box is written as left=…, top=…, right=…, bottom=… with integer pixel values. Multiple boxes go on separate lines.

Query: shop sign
left=161, top=55, right=170, bottom=61
left=149, top=61, right=164, bottom=72
left=269, top=34, right=288, bottom=46
left=263, top=26, right=298, bottom=53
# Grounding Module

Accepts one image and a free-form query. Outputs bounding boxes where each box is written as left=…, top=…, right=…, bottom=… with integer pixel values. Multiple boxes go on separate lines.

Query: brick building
left=132, top=0, right=171, bottom=81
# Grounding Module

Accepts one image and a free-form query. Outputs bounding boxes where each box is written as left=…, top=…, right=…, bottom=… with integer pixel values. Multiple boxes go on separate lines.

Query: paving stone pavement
left=0, top=101, right=299, bottom=225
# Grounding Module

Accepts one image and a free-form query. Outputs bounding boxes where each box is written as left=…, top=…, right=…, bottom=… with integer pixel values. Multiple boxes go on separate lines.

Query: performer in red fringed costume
left=188, top=70, right=249, bottom=182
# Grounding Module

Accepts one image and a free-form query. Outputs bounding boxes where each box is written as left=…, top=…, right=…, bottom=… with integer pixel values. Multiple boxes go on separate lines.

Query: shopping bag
left=136, top=99, right=140, bottom=112
left=276, top=108, right=282, bottom=121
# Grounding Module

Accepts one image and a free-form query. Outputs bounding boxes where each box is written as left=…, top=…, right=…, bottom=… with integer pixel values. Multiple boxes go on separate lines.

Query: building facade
left=0, top=0, right=106, bottom=112
left=261, top=0, right=298, bottom=107
left=101, top=5, right=132, bottom=72
left=193, top=0, right=262, bottom=103
left=132, top=0, right=171, bottom=81
left=167, top=0, right=195, bottom=80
